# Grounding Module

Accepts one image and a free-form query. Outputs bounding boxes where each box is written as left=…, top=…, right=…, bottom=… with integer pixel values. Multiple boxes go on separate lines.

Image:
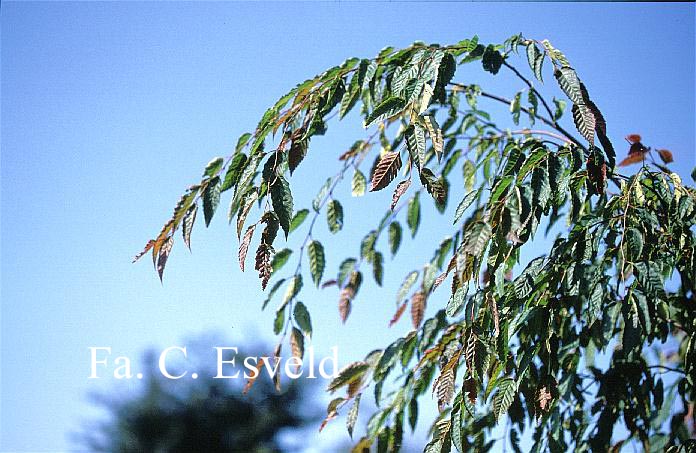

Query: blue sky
left=1, top=2, right=694, bottom=451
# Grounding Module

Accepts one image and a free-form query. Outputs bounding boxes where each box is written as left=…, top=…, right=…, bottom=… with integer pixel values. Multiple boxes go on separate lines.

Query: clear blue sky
left=2, top=2, right=694, bottom=451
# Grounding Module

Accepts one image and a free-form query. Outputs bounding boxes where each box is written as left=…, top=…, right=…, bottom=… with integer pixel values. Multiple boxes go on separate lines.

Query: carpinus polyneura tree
left=134, top=35, right=696, bottom=452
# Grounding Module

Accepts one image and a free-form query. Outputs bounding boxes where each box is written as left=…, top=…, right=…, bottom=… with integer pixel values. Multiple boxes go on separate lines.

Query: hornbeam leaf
left=526, top=42, right=544, bottom=82
left=453, top=189, right=479, bottom=224
left=405, top=124, right=426, bottom=169
left=221, top=153, right=248, bottom=192
left=235, top=132, right=252, bottom=153
left=410, top=291, right=427, bottom=329
left=464, top=221, right=492, bottom=256
left=554, top=66, right=583, bottom=104
left=308, top=240, right=326, bottom=287
left=182, top=204, right=198, bottom=250
left=370, top=151, right=403, bottom=192
left=388, top=221, right=402, bottom=256
left=493, top=377, right=518, bottom=420
left=239, top=225, right=256, bottom=272
left=421, top=115, right=444, bottom=161
left=202, top=157, right=224, bottom=178
left=572, top=103, right=596, bottom=144
left=271, top=248, right=292, bottom=275
left=290, top=326, right=305, bottom=364
left=372, top=251, right=384, bottom=286
left=347, top=393, right=362, bottom=438
left=397, top=270, right=419, bottom=303
left=289, top=209, right=309, bottom=233
left=352, top=169, right=367, bottom=197
left=288, top=137, right=308, bottom=175
left=313, top=178, right=332, bottom=212
left=270, top=175, right=293, bottom=237
left=482, top=45, right=503, bottom=74
left=203, top=176, right=221, bottom=227
left=364, top=97, right=406, bottom=128
left=273, top=305, right=285, bottom=335
left=407, top=193, right=421, bottom=237
left=624, top=227, right=643, bottom=261
left=293, top=301, right=313, bottom=338
left=327, top=361, right=370, bottom=392
left=156, top=236, right=174, bottom=282
left=419, top=168, right=447, bottom=205
left=327, top=199, right=344, bottom=233
left=282, top=274, right=303, bottom=307
left=391, top=179, right=411, bottom=210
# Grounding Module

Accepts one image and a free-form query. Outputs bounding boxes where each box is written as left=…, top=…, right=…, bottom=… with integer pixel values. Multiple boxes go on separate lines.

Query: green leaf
left=289, top=209, right=309, bottom=233
left=421, top=115, right=444, bottom=161
left=632, top=290, right=652, bottom=334
left=493, top=377, right=517, bottom=420
left=327, top=199, right=344, bottom=233
left=235, top=132, right=252, bottom=153
left=419, top=168, right=447, bottom=205
left=463, top=221, right=491, bottom=256
left=553, top=98, right=566, bottom=121
left=372, top=251, right=384, bottom=286
left=572, top=103, right=595, bottom=144
left=347, top=394, right=361, bottom=438
left=624, top=227, right=643, bottom=261
left=405, top=124, right=426, bottom=169
left=273, top=305, right=286, bottom=335
left=327, top=361, right=370, bottom=392
left=407, top=193, right=421, bottom=237
left=203, top=157, right=224, bottom=178
left=360, top=230, right=378, bottom=260
left=220, top=153, right=248, bottom=192
left=482, top=45, right=503, bottom=74
left=182, top=204, right=198, bottom=250
left=396, top=270, right=419, bottom=303
left=308, top=240, right=326, bottom=287
left=388, top=221, right=402, bottom=256
left=490, top=175, right=514, bottom=204
left=282, top=274, right=303, bottom=307
left=352, top=169, right=367, bottom=197
left=510, top=91, right=522, bottom=125
left=293, top=301, right=312, bottom=338
left=203, top=176, right=221, bottom=227
left=270, top=175, right=294, bottom=237
left=526, top=42, right=544, bottom=82
left=364, top=97, right=406, bottom=128
left=271, top=248, right=292, bottom=275
left=313, top=178, right=332, bottom=212
left=554, top=66, right=584, bottom=104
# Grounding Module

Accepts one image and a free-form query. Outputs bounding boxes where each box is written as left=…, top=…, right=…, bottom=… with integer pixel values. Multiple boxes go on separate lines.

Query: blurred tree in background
left=75, top=335, right=321, bottom=452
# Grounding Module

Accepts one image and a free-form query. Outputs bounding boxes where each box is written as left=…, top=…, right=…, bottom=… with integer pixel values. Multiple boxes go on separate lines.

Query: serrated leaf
left=510, top=91, right=522, bottom=125
left=327, top=361, right=370, bottom=392
left=388, top=221, right=402, bottom=256
left=572, top=103, right=595, bottom=144
left=288, top=138, right=308, bottom=174
left=421, top=115, right=444, bottom=161
left=239, top=225, right=256, bottom=272
left=624, top=227, right=643, bottom=261
left=372, top=251, right=384, bottom=286
left=290, top=326, right=305, bottom=363
left=293, top=301, right=312, bottom=338
left=271, top=248, right=292, bottom=275
left=391, top=179, right=411, bottom=210
left=352, top=169, right=367, bottom=197
left=526, top=42, right=544, bottom=82
left=181, top=204, right=198, bottom=250
left=464, top=221, right=491, bottom=256
left=156, top=235, right=174, bottom=282
left=347, top=394, right=362, bottom=438
left=289, top=209, right=309, bottom=233
left=397, top=270, right=419, bottom=303
left=370, top=151, right=403, bottom=192
left=407, top=193, right=421, bottom=237
left=270, top=175, right=293, bottom=237
left=364, top=97, right=406, bottom=128
left=308, top=240, right=326, bottom=287
left=554, top=66, right=583, bottom=104
left=221, top=153, right=248, bottom=192
left=313, top=178, right=332, bottom=212
left=203, top=176, right=221, bottom=227
left=282, top=274, right=303, bottom=307
left=202, top=157, right=224, bottom=178
left=327, top=199, right=344, bottom=233
left=453, top=189, right=479, bottom=224
left=405, top=124, right=426, bottom=169
left=273, top=305, right=285, bottom=335
left=419, top=168, right=447, bottom=205
left=493, top=377, right=517, bottom=420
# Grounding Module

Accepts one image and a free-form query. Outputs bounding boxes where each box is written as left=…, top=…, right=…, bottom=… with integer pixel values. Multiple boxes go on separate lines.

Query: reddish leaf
left=390, top=179, right=411, bottom=211
left=156, top=236, right=174, bottom=282
left=239, top=225, right=256, bottom=272
left=618, top=152, right=647, bottom=167
left=133, top=239, right=155, bottom=263
left=410, top=290, right=427, bottom=329
left=388, top=300, right=408, bottom=327
left=370, top=151, right=402, bottom=192
left=657, top=149, right=673, bottom=164
left=625, top=134, right=642, bottom=144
